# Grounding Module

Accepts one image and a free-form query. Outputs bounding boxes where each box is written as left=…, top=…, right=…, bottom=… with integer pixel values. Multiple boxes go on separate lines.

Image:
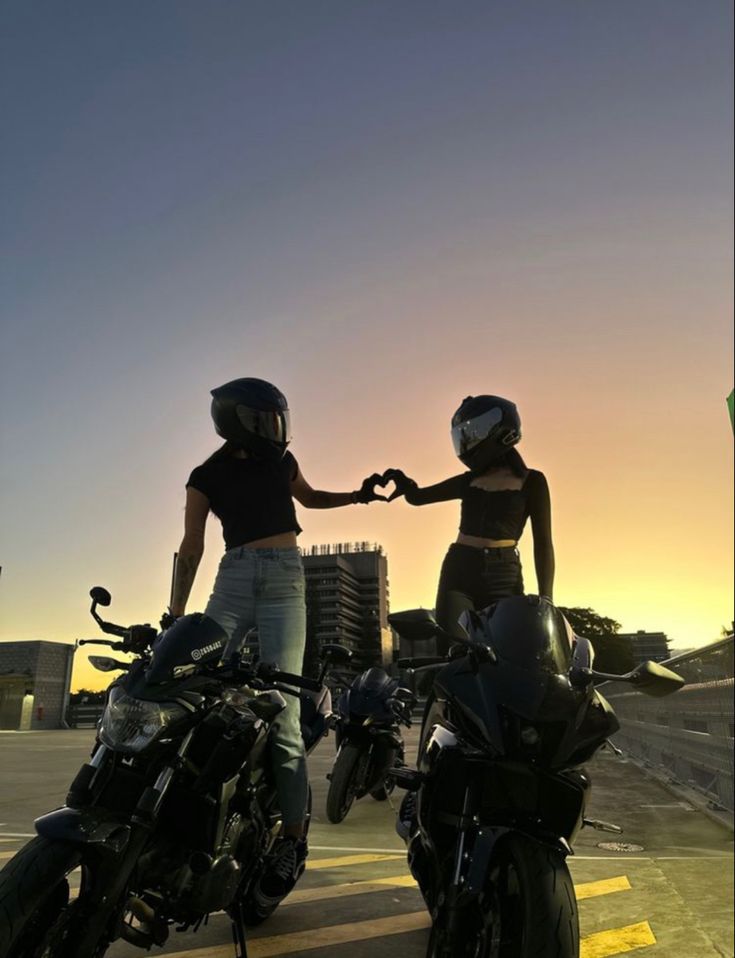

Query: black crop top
left=186, top=451, right=302, bottom=551
left=404, top=469, right=551, bottom=542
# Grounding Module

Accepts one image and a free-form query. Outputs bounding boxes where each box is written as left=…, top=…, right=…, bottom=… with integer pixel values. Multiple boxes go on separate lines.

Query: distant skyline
left=1, top=1, right=732, bottom=692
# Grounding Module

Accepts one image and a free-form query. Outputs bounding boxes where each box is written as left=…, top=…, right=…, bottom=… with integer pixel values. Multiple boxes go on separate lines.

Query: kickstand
left=231, top=901, right=248, bottom=958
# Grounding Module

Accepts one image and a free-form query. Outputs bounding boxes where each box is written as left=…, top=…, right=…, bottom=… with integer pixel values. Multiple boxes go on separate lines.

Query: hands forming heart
left=354, top=469, right=416, bottom=503
left=355, top=473, right=393, bottom=503
left=381, top=468, right=415, bottom=501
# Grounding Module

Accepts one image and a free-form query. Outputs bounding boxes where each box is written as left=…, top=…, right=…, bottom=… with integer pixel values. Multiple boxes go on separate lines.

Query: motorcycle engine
left=185, top=812, right=247, bottom=914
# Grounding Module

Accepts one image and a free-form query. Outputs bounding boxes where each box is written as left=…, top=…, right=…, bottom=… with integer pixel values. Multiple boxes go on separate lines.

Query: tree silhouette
left=558, top=606, right=634, bottom=675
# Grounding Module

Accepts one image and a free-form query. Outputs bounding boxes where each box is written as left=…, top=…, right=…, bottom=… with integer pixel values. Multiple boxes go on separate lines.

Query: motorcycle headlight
left=99, top=687, right=189, bottom=754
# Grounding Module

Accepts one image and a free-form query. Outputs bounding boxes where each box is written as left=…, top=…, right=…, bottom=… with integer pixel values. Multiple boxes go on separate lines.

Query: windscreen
left=478, top=596, right=573, bottom=676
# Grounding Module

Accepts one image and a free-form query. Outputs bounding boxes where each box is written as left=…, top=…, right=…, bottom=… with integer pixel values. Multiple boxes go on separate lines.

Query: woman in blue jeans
left=168, top=377, right=385, bottom=915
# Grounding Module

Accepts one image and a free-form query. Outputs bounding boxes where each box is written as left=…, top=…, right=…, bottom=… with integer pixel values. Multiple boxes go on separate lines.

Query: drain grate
left=597, top=841, right=645, bottom=852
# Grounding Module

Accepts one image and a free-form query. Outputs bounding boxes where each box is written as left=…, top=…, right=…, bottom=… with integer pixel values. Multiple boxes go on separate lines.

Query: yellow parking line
left=575, top=875, right=632, bottom=901
left=284, top=874, right=418, bottom=905
left=307, top=853, right=405, bottom=870
left=161, top=916, right=657, bottom=958
left=164, top=911, right=431, bottom=958
left=581, top=921, right=656, bottom=958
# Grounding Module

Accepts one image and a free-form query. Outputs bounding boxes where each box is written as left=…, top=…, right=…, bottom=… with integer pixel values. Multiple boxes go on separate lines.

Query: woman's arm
left=291, top=467, right=386, bottom=509
left=528, top=471, right=555, bottom=600
left=383, top=468, right=467, bottom=505
left=170, top=487, right=210, bottom=616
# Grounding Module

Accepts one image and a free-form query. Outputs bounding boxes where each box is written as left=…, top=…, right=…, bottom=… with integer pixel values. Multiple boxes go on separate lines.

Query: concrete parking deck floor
left=1, top=728, right=732, bottom=957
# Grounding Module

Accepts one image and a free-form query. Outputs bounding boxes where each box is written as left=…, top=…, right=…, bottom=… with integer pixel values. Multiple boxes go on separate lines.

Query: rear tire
left=325, top=744, right=363, bottom=824
left=428, top=833, right=579, bottom=958
left=0, top=836, right=90, bottom=958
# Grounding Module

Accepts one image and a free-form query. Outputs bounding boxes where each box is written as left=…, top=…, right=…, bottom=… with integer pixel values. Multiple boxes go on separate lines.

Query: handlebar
left=79, top=639, right=128, bottom=652
left=254, top=662, right=322, bottom=693
left=398, top=656, right=446, bottom=670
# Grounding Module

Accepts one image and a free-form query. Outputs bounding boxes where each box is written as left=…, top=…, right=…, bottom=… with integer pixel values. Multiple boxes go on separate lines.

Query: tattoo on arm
left=171, top=554, right=201, bottom=614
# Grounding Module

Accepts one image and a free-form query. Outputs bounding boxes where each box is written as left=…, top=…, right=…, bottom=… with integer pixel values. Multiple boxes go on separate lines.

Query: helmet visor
left=451, top=407, right=503, bottom=457
left=236, top=405, right=292, bottom=446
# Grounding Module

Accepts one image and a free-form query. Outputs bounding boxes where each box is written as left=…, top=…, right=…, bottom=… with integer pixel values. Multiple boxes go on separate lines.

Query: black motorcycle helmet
left=451, top=395, right=521, bottom=473
left=210, top=378, right=291, bottom=462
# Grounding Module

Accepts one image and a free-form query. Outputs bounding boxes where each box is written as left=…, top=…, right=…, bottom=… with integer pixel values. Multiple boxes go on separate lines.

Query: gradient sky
left=1, top=1, right=732, bottom=693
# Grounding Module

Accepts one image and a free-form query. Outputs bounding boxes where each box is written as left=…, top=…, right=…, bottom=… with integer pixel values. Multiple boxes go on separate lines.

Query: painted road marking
left=0, top=851, right=18, bottom=861
left=284, top=875, right=418, bottom=905
left=581, top=921, right=656, bottom=957
left=2, top=851, right=405, bottom=868
left=67, top=870, right=634, bottom=907
left=307, top=853, right=404, bottom=870
left=309, top=845, right=406, bottom=854
left=286, top=873, right=632, bottom=906
left=576, top=875, right=632, bottom=900
left=0, top=833, right=34, bottom=838
left=163, top=912, right=431, bottom=958
left=161, top=917, right=656, bottom=958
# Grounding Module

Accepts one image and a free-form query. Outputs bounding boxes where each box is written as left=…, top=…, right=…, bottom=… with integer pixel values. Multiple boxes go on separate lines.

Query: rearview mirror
left=630, top=660, right=685, bottom=697
left=388, top=609, right=440, bottom=642
left=321, top=643, right=353, bottom=665
left=90, top=586, right=112, bottom=607
left=88, top=655, right=129, bottom=673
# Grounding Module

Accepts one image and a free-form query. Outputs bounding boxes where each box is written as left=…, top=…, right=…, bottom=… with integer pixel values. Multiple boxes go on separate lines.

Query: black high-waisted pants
left=434, top=543, right=524, bottom=654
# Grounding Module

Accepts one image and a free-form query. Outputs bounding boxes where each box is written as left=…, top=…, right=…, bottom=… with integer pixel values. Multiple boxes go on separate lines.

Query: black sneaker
left=252, top=836, right=308, bottom=916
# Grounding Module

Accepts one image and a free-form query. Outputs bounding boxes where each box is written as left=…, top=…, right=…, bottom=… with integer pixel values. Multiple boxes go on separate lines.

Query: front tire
left=325, top=744, right=363, bottom=824
left=428, top=833, right=579, bottom=958
left=0, top=837, right=90, bottom=958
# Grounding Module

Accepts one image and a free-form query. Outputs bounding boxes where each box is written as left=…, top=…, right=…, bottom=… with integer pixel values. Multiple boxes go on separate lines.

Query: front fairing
left=433, top=654, right=616, bottom=767
left=434, top=655, right=558, bottom=753
left=338, top=686, right=397, bottom=725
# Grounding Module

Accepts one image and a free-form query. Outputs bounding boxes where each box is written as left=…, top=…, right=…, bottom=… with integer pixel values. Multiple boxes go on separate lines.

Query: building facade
left=0, top=641, right=76, bottom=730
left=618, top=630, right=671, bottom=664
left=301, top=542, right=394, bottom=675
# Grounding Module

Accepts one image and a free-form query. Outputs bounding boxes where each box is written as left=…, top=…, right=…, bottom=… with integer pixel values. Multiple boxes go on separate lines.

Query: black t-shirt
left=186, top=451, right=302, bottom=550
left=404, top=469, right=551, bottom=541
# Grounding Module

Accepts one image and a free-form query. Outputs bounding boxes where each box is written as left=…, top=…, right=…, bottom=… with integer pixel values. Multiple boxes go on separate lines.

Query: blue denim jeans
left=204, top=546, right=307, bottom=826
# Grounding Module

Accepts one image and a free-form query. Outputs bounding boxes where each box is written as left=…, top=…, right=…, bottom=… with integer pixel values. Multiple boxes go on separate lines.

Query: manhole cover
left=597, top=841, right=645, bottom=852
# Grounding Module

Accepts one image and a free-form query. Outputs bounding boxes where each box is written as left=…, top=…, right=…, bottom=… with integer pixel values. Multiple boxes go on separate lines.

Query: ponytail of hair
left=504, top=447, right=528, bottom=478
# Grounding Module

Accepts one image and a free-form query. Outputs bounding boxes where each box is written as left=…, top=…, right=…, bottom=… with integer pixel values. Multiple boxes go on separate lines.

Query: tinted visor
left=451, top=407, right=503, bottom=457
left=236, top=405, right=292, bottom=445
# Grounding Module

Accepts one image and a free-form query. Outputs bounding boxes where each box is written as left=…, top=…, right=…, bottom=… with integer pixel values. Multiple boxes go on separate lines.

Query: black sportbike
left=325, top=662, right=416, bottom=824
left=388, top=595, right=685, bottom=958
left=0, top=587, right=331, bottom=958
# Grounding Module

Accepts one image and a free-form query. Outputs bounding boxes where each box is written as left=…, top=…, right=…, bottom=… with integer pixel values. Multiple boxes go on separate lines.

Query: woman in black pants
left=386, top=395, right=555, bottom=652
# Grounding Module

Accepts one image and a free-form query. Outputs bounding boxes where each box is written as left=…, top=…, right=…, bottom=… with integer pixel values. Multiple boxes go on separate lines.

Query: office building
left=618, top=630, right=671, bottom=664
left=0, top=641, right=75, bottom=730
left=301, top=542, right=394, bottom=675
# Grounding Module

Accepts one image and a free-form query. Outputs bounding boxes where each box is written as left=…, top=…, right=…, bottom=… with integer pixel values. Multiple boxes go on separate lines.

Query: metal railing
left=66, top=703, right=105, bottom=728
left=602, top=635, right=734, bottom=813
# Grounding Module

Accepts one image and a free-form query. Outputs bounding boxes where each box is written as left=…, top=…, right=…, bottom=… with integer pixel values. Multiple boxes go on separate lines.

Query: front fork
left=64, top=731, right=194, bottom=956
left=443, top=784, right=476, bottom=941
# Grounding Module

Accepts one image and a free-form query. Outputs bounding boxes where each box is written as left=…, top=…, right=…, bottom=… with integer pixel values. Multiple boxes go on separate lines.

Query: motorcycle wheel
left=325, top=744, right=363, bottom=824
left=0, top=836, right=105, bottom=958
left=427, top=833, right=579, bottom=958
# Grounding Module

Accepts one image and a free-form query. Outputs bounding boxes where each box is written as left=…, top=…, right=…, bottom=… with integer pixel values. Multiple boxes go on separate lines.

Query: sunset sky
left=1, top=1, right=732, bottom=693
